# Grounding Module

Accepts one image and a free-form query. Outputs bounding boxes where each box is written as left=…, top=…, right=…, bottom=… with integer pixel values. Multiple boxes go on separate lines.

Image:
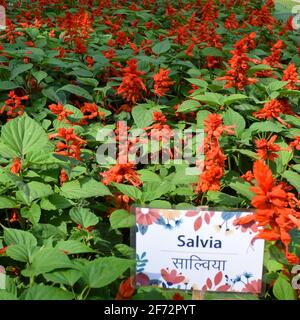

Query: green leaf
left=6, top=244, right=37, bottom=263
left=274, top=141, right=293, bottom=174
left=207, top=191, right=243, bottom=206
left=32, top=70, right=47, bottom=84
left=236, top=149, right=258, bottom=159
left=22, top=247, right=73, bottom=277
left=224, top=94, right=249, bottom=106
left=273, top=276, right=296, bottom=300
left=177, top=100, right=201, bottom=113
left=282, top=171, right=300, bottom=192
left=0, top=290, right=17, bottom=300
left=137, top=169, right=161, bottom=183
left=267, top=80, right=288, bottom=92
left=60, top=177, right=111, bottom=199
left=223, top=107, right=245, bottom=137
left=293, top=165, right=300, bottom=173
left=10, top=63, right=33, bottom=80
left=193, top=92, right=224, bottom=106
left=148, top=200, right=172, bottom=209
left=197, top=110, right=212, bottom=128
left=40, top=194, right=74, bottom=210
left=76, top=77, right=99, bottom=88
left=0, top=114, right=49, bottom=158
left=31, top=224, right=66, bottom=242
left=249, top=121, right=285, bottom=133
left=0, top=196, right=18, bottom=209
left=265, top=259, right=283, bottom=272
left=56, top=240, right=94, bottom=254
left=201, top=47, right=223, bottom=57
left=248, top=64, right=273, bottom=76
left=82, top=257, right=134, bottom=288
left=110, top=209, right=135, bottom=229
left=43, top=269, right=82, bottom=287
left=57, top=84, right=93, bottom=101
left=229, top=178, right=255, bottom=200
left=20, top=203, right=41, bottom=225
left=132, top=106, right=153, bottom=128
left=26, top=151, right=65, bottom=166
left=69, top=207, right=99, bottom=229
left=142, top=181, right=173, bottom=202
left=21, top=284, right=73, bottom=300
left=112, top=183, right=142, bottom=200
left=185, top=78, right=208, bottom=88
left=152, top=40, right=171, bottom=55
left=0, top=81, right=20, bottom=91
left=20, top=181, right=53, bottom=203
left=3, top=228, right=37, bottom=247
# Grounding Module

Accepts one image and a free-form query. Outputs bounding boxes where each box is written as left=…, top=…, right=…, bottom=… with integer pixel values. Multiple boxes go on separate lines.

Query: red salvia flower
left=253, top=98, right=296, bottom=127
left=77, top=102, right=105, bottom=125
left=0, top=91, right=29, bottom=120
left=10, top=158, right=21, bottom=174
left=197, top=114, right=234, bottom=193
left=234, top=161, right=300, bottom=257
left=282, top=64, right=300, bottom=90
left=153, top=111, right=167, bottom=124
left=117, top=59, right=146, bottom=104
left=262, top=40, right=283, bottom=69
left=101, top=163, right=142, bottom=187
left=289, top=136, right=300, bottom=151
left=86, top=55, right=94, bottom=68
left=9, top=209, right=18, bottom=223
left=49, top=103, right=73, bottom=122
left=216, top=32, right=257, bottom=90
left=153, top=68, right=174, bottom=97
left=115, top=276, right=136, bottom=300
left=241, top=170, right=255, bottom=183
left=48, top=128, right=86, bottom=160
left=255, top=135, right=281, bottom=161
left=0, top=246, right=8, bottom=255
left=59, top=169, right=69, bottom=185
left=224, top=13, right=239, bottom=30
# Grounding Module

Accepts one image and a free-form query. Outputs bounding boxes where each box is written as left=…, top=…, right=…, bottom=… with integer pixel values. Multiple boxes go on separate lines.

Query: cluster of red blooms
left=101, top=163, right=142, bottom=187
left=217, top=32, right=257, bottom=90
left=262, top=40, right=284, bottom=69
left=49, top=103, right=73, bottom=122
left=78, top=102, right=106, bottom=125
left=48, top=128, right=86, bottom=161
left=49, top=102, right=105, bottom=125
left=235, top=161, right=300, bottom=263
left=253, top=98, right=297, bottom=127
left=153, top=68, right=174, bottom=97
left=0, top=91, right=29, bottom=120
left=224, top=13, right=239, bottom=30
left=250, top=40, right=284, bottom=78
left=282, top=64, right=300, bottom=90
left=117, top=59, right=147, bottom=104
left=1, top=18, right=23, bottom=44
left=255, top=135, right=281, bottom=161
left=57, top=9, right=93, bottom=53
left=145, top=111, right=173, bottom=143
left=246, top=5, right=278, bottom=32
left=196, top=114, right=234, bottom=193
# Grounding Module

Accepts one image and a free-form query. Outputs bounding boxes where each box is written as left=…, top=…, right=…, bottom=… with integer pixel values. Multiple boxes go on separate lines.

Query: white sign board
left=135, top=208, right=264, bottom=293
